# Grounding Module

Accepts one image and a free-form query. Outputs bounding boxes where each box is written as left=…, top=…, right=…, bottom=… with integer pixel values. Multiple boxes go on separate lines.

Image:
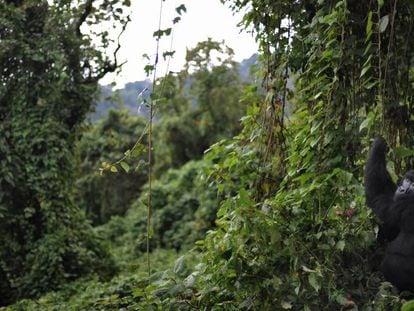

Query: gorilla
left=365, top=137, right=414, bottom=292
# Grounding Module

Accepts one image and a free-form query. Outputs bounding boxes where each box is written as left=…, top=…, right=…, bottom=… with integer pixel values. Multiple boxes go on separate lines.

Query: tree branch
left=76, top=0, right=94, bottom=37
left=87, top=14, right=131, bottom=83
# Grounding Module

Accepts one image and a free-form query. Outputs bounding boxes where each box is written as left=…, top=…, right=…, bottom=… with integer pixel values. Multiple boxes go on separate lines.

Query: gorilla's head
left=395, top=170, right=414, bottom=199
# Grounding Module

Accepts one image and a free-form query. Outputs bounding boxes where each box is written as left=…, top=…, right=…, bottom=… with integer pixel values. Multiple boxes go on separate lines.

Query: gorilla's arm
left=365, top=137, right=399, bottom=236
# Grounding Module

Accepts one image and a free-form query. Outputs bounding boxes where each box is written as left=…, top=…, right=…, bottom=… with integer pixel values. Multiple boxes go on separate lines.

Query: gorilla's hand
left=365, top=136, right=396, bottom=202
left=373, top=136, right=388, bottom=153
left=365, top=136, right=398, bottom=241
left=369, top=137, right=388, bottom=165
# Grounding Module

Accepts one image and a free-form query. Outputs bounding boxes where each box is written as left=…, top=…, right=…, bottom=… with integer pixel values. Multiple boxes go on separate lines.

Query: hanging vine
left=192, top=0, right=414, bottom=309
left=99, top=1, right=187, bottom=276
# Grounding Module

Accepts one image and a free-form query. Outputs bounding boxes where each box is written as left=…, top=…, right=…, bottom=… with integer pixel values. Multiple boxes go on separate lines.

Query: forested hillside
left=89, top=80, right=152, bottom=122
left=90, top=53, right=258, bottom=122
left=1, top=0, right=414, bottom=310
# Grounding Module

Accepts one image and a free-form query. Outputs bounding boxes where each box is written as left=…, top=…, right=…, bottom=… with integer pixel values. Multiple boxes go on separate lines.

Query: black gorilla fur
left=365, top=137, right=414, bottom=292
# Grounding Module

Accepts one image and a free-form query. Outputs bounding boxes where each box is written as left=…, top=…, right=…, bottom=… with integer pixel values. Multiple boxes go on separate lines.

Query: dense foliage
left=0, top=0, right=129, bottom=305
left=189, top=0, right=414, bottom=309
left=3, top=0, right=414, bottom=310
left=95, top=160, right=218, bottom=267
left=76, top=109, right=148, bottom=225
left=153, top=39, right=246, bottom=173
left=143, top=160, right=219, bottom=251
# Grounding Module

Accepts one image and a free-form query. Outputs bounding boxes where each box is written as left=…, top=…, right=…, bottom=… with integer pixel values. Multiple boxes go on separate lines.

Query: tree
left=0, top=0, right=129, bottom=305
left=153, top=39, right=246, bottom=172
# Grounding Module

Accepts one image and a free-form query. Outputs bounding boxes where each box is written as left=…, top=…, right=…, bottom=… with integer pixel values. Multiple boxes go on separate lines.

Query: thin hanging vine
left=99, top=0, right=186, bottom=276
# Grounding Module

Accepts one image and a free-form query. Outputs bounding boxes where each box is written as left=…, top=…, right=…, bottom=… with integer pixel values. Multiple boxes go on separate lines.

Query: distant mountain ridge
left=90, top=54, right=259, bottom=122
left=89, top=80, right=152, bottom=122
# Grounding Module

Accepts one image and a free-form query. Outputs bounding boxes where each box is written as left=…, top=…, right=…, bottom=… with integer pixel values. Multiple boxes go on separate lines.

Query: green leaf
left=362, top=54, right=373, bottom=68
left=132, top=288, right=144, bottom=297
left=175, top=4, right=186, bottom=15
left=308, top=273, right=320, bottom=292
left=366, top=11, right=373, bottom=39
left=281, top=301, right=293, bottom=309
left=363, top=42, right=372, bottom=56
left=144, top=65, right=154, bottom=74
left=153, top=28, right=172, bottom=38
left=131, top=145, right=145, bottom=157
left=402, top=300, right=414, bottom=311
left=153, top=30, right=163, bottom=38
left=379, top=15, right=389, bottom=33
left=320, top=50, right=333, bottom=60
left=173, top=255, right=186, bottom=275
left=239, top=188, right=253, bottom=207
left=163, top=51, right=176, bottom=60
left=184, top=274, right=196, bottom=288
left=226, top=271, right=237, bottom=278
left=395, top=146, right=414, bottom=158
left=363, top=79, right=378, bottom=90
left=120, top=161, right=130, bottom=173
left=110, top=166, right=118, bottom=173
left=302, top=266, right=316, bottom=273
left=336, top=240, right=345, bottom=251
left=360, top=65, right=370, bottom=78
left=359, top=112, right=373, bottom=132
left=311, top=121, right=322, bottom=133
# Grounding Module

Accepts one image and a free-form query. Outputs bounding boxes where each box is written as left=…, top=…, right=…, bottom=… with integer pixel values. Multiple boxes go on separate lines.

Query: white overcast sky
left=99, top=0, right=258, bottom=87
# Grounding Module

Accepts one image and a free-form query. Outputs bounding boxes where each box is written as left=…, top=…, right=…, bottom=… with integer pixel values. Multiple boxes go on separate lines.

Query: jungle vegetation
left=1, top=0, right=414, bottom=310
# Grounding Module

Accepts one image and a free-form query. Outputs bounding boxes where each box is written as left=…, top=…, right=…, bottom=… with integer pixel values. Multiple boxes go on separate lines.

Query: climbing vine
left=0, top=0, right=130, bottom=305
left=188, top=0, right=414, bottom=309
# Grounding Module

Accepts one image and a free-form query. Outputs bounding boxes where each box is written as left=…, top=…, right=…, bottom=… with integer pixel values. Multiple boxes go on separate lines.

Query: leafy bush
left=96, top=159, right=220, bottom=268
left=195, top=138, right=379, bottom=309
left=3, top=249, right=187, bottom=311
left=149, top=160, right=219, bottom=250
